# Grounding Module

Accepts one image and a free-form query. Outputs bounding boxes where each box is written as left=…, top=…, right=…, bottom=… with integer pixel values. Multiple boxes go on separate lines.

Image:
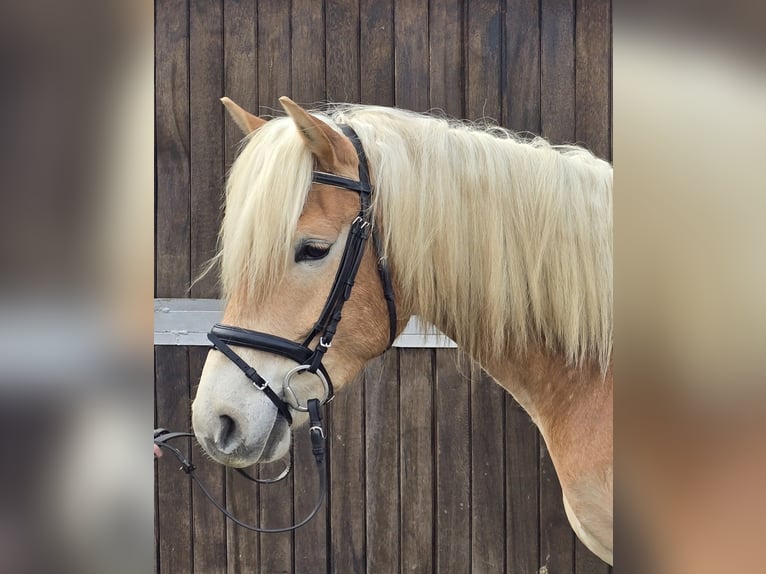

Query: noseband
left=155, top=125, right=397, bottom=533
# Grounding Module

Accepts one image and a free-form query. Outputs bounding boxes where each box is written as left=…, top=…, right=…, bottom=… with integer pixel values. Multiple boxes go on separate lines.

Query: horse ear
left=279, top=96, right=352, bottom=171
left=221, top=97, right=266, bottom=135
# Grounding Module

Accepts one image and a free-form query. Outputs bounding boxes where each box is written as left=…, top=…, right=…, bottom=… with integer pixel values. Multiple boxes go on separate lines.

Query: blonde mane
left=220, top=105, right=613, bottom=369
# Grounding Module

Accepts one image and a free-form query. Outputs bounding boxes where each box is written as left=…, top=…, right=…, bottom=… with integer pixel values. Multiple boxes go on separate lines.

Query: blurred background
left=0, top=0, right=763, bottom=572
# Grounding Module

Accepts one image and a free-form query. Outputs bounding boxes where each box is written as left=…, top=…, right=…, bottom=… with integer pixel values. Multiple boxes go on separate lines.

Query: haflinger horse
left=191, top=96, right=613, bottom=564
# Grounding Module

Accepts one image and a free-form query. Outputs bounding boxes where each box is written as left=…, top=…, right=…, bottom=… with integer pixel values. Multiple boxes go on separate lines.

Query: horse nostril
left=217, top=414, right=240, bottom=453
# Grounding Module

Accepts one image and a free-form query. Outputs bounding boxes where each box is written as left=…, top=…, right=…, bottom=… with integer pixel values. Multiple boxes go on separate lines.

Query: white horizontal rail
left=154, top=298, right=456, bottom=348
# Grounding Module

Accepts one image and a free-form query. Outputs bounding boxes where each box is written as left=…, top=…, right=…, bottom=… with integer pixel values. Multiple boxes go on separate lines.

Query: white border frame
left=154, top=298, right=456, bottom=348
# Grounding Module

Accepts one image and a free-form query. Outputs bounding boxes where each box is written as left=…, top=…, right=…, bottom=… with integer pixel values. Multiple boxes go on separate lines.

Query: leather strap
left=312, top=171, right=371, bottom=194
left=338, top=125, right=398, bottom=347
left=208, top=331, right=294, bottom=425
left=154, top=415, right=327, bottom=534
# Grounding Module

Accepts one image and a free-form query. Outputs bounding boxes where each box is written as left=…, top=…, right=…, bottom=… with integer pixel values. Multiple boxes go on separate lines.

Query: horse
left=191, top=96, right=613, bottom=564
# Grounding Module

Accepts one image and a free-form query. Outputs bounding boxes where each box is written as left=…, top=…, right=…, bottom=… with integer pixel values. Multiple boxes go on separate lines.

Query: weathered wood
left=464, top=9, right=509, bottom=567
left=258, top=471, right=294, bottom=574
left=156, top=347, right=193, bottom=573
left=258, top=0, right=291, bottom=115
left=189, top=346, right=227, bottom=573
left=540, top=5, right=578, bottom=569
left=365, top=351, right=401, bottom=572
left=435, top=349, right=471, bottom=573
left=399, top=349, right=434, bottom=572
left=360, top=0, right=394, bottom=106
left=223, top=0, right=257, bottom=151
left=394, top=0, right=429, bottom=111
left=329, top=373, right=367, bottom=574
left=155, top=0, right=190, bottom=298
left=466, top=0, right=502, bottom=123
left=190, top=0, right=224, bottom=300
left=540, top=441, right=575, bottom=574
left=576, top=536, right=612, bottom=574
left=326, top=0, right=361, bottom=103
left=575, top=0, right=612, bottom=160
left=291, top=0, right=326, bottom=105
left=225, top=466, right=260, bottom=573
left=506, top=397, right=540, bottom=574
left=464, top=5, right=505, bottom=565
left=541, top=0, right=576, bottom=145
left=429, top=0, right=464, bottom=116
left=503, top=0, right=541, bottom=134
left=288, top=0, right=332, bottom=572
left=502, top=6, right=544, bottom=566
left=221, top=3, right=261, bottom=569
left=255, top=6, right=294, bottom=571
left=471, top=366, right=507, bottom=573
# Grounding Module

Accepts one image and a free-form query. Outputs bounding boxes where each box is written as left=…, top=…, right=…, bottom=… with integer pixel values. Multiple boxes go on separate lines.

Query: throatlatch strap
left=340, top=125, right=398, bottom=347
left=208, top=332, right=293, bottom=425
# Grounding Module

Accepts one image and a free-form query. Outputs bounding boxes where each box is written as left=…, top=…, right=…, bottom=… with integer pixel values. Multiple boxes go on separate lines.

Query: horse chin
left=197, top=414, right=291, bottom=469
left=255, top=414, right=291, bottom=463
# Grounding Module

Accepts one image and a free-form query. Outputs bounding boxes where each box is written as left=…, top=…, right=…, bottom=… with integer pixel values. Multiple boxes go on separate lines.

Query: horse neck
left=484, top=345, right=613, bottom=473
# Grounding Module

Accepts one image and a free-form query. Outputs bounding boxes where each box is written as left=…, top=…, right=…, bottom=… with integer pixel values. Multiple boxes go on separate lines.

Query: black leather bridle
left=155, top=125, right=397, bottom=533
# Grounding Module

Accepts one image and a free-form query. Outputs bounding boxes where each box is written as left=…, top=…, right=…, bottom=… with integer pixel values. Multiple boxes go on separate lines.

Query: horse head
left=192, top=97, right=396, bottom=468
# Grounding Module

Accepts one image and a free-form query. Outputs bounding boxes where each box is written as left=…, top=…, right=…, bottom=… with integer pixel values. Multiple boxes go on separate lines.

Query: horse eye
left=295, top=242, right=330, bottom=262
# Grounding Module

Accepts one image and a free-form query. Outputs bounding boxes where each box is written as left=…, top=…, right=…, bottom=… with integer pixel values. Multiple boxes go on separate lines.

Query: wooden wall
left=155, top=0, right=612, bottom=572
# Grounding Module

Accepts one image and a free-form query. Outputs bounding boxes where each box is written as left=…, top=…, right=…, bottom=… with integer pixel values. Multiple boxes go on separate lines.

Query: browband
left=312, top=171, right=371, bottom=194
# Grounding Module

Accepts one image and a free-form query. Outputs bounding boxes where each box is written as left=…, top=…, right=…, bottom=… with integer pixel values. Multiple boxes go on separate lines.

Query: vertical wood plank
left=329, top=373, right=367, bottom=574
left=428, top=0, right=464, bottom=117
left=435, top=349, right=471, bottom=574
left=156, top=0, right=190, bottom=297
left=190, top=0, right=224, bottom=300
left=540, top=2, right=577, bottom=572
left=223, top=0, right=257, bottom=151
left=156, top=346, right=193, bottom=573
left=258, top=0, right=292, bottom=113
left=189, top=347, right=227, bottom=573
left=291, top=0, right=326, bottom=105
left=576, top=537, right=612, bottom=574
left=325, top=3, right=363, bottom=572
left=291, top=4, right=329, bottom=572
left=503, top=0, right=541, bottom=134
left=541, top=0, right=576, bottom=144
left=360, top=0, right=394, bottom=105
left=506, top=398, right=540, bottom=574
left=225, top=467, right=260, bottom=573
left=326, top=0, right=361, bottom=103
left=471, top=367, right=506, bottom=573
left=256, top=4, right=295, bottom=571
left=292, top=432, right=327, bottom=574
left=465, top=28, right=507, bottom=574
left=393, top=0, right=428, bottom=111
left=365, top=351, right=401, bottom=572
left=258, top=454, right=294, bottom=574
left=464, top=4, right=506, bottom=570
left=575, top=0, right=611, bottom=160
left=221, top=3, right=260, bottom=572
left=399, top=349, right=434, bottom=572
left=502, top=5, right=543, bottom=569
left=540, top=442, right=575, bottom=574
left=466, top=0, right=502, bottom=122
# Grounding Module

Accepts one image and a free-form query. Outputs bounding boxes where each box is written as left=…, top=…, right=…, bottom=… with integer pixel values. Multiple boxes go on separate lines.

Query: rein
left=154, top=125, right=396, bottom=533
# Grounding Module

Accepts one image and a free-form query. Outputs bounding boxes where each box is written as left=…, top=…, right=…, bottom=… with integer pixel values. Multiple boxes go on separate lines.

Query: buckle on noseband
left=283, top=364, right=331, bottom=411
